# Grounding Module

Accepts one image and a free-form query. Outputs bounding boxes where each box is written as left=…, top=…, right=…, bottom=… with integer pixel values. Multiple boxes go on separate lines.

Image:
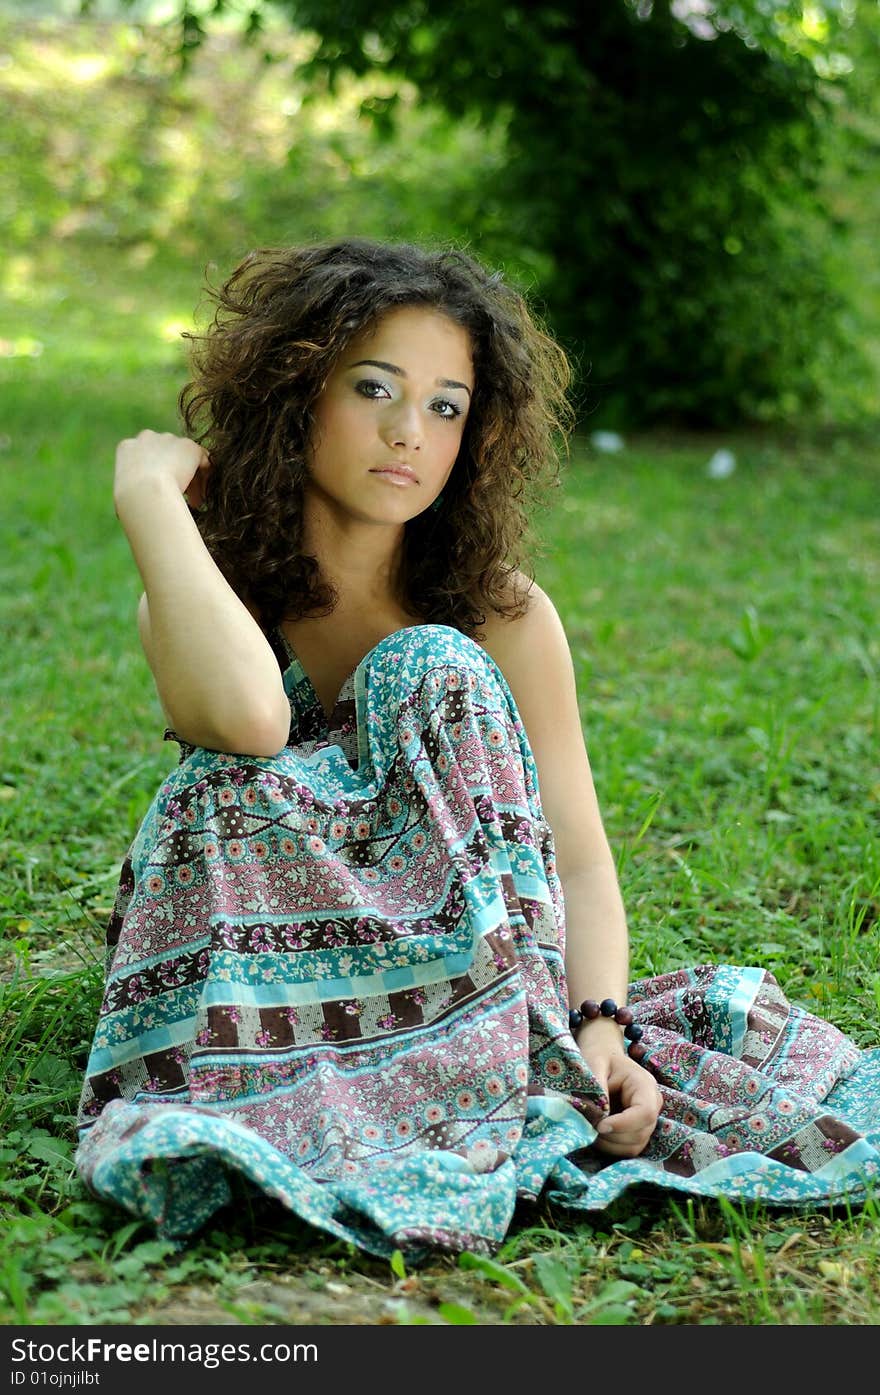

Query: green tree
left=103, top=0, right=880, bottom=425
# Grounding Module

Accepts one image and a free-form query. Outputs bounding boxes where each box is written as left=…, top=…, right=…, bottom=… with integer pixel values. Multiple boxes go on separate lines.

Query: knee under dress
left=74, top=624, right=880, bottom=1260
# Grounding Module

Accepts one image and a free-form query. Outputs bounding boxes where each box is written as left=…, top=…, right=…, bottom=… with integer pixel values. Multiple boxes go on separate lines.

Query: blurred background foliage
left=2, top=0, right=879, bottom=428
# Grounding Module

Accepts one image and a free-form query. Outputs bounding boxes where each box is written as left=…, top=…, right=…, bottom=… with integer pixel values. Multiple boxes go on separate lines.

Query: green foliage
left=2, top=10, right=880, bottom=1327
left=19, top=2, right=880, bottom=426
left=0, top=12, right=506, bottom=369
left=107, top=0, right=874, bottom=430
left=275, top=0, right=878, bottom=426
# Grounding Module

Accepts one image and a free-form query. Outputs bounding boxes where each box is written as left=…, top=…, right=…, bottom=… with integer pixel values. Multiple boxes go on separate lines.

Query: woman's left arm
left=479, top=582, right=662, bottom=1156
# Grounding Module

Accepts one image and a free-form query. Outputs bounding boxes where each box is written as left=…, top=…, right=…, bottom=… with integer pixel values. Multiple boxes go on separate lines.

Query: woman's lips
left=369, top=465, right=418, bottom=486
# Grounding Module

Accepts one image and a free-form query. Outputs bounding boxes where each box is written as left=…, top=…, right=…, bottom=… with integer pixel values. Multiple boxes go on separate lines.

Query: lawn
left=1, top=10, right=879, bottom=1331
left=2, top=348, right=878, bottom=1321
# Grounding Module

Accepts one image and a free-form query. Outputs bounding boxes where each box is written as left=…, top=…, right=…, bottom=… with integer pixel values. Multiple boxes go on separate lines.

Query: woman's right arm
left=114, top=429, right=291, bottom=756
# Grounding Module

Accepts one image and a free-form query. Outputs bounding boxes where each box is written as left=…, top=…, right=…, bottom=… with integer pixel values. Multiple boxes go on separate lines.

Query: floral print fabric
left=75, top=624, right=880, bottom=1259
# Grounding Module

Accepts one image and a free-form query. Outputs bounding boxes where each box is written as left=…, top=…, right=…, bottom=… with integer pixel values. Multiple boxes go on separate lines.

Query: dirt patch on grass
left=137, top=1266, right=533, bottom=1326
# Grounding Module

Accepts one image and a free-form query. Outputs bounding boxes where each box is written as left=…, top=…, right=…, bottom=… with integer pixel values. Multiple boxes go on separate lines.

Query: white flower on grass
left=707, top=448, right=736, bottom=478
left=590, top=430, right=625, bottom=453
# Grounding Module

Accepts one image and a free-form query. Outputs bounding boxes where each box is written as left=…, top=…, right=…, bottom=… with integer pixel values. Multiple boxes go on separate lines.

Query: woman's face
left=306, top=305, right=474, bottom=525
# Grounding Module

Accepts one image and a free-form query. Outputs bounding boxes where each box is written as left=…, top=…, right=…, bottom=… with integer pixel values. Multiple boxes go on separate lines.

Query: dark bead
left=579, top=999, right=601, bottom=1020
left=599, top=998, right=618, bottom=1017
left=614, top=1006, right=634, bottom=1027
left=568, top=1008, right=583, bottom=1032
left=624, top=1023, right=645, bottom=1043
left=628, top=1042, right=647, bottom=1063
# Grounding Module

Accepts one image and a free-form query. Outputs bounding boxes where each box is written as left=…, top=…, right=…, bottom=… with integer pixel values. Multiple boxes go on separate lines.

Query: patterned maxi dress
left=75, top=624, right=880, bottom=1260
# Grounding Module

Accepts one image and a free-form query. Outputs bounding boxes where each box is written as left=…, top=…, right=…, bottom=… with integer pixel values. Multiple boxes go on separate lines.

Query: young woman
left=75, top=239, right=879, bottom=1260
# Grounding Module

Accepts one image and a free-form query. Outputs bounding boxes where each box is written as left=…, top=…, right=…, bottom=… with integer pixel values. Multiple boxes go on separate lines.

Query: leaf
left=130, top=1239, right=177, bottom=1266
left=31, top=1054, right=77, bottom=1088
left=533, top=1254, right=573, bottom=1316
left=103, top=1220, right=146, bottom=1261
left=389, top=1248, right=407, bottom=1280
left=458, top=1251, right=529, bottom=1294
left=25, top=1135, right=73, bottom=1165
left=502, top=1297, right=532, bottom=1323
left=728, top=605, right=770, bottom=662
left=437, top=1301, right=478, bottom=1324
left=579, top=1279, right=643, bottom=1324
left=583, top=1304, right=636, bottom=1325
left=589, top=1279, right=642, bottom=1305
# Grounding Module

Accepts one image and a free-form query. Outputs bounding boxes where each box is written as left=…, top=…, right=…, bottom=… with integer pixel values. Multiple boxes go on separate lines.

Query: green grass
left=2, top=378, right=879, bottom=1324
left=2, top=11, right=879, bottom=1330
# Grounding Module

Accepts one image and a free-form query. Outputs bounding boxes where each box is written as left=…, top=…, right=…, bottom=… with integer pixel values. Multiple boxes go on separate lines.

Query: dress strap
left=267, top=624, right=293, bottom=676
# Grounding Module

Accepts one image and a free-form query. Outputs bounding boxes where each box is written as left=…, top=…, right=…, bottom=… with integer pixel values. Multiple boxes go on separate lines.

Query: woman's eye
left=355, top=379, right=391, bottom=399
left=354, top=380, right=462, bottom=419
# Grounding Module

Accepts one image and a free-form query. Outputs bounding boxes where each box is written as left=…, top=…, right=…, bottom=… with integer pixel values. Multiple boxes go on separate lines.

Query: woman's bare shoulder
left=474, top=572, right=569, bottom=676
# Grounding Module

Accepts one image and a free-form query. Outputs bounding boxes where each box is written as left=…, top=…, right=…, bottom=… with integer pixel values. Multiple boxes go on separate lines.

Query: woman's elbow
left=172, top=694, right=290, bottom=758
left=223, top=696, right=290, bottom=757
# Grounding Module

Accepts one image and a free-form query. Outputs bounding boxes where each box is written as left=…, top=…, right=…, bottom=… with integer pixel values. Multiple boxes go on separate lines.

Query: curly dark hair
left=179, top=237, right=573, bottom=636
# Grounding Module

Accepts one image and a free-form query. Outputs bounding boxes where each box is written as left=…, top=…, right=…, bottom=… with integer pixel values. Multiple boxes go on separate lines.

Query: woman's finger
left=595, top=1105, right=658, bottom=1154
left=184, top=455, right=212, bottom=509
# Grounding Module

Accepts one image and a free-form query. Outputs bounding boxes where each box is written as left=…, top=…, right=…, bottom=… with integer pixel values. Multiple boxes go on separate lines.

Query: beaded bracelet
left=568, top=997, right=647, bottom=1061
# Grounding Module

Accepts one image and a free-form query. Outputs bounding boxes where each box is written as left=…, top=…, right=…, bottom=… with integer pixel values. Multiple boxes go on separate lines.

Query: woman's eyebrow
left=349, top=358, right=472, bottom=396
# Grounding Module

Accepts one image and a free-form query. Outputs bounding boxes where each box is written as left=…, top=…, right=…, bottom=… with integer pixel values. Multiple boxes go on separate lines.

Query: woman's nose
left=381, top=401, right=423, bottom=451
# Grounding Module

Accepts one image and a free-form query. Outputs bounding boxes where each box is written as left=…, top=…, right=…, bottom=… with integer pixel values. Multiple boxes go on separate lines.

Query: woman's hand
left=114, top=429, right=211, bottom=512
left=579, top=1026, right=663, bottom=1158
